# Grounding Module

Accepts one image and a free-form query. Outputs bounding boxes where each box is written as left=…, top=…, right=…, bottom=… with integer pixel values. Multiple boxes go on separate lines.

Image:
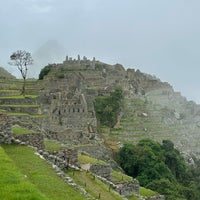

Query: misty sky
left=1, top=0, right=200, bottom=103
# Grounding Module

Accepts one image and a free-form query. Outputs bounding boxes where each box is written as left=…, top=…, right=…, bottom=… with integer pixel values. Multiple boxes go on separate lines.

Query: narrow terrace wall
left=14, top=133, right=45, bottom=150
left=0, top=112, right=12, bottom=144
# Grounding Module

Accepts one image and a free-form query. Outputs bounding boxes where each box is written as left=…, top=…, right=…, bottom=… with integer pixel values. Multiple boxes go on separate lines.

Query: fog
left=1, top=0, right=200, bottom=103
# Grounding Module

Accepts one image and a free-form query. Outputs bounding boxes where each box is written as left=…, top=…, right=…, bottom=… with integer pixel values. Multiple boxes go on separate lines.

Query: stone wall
left=89, top=163, right=141, bottom=197
left=58, top=148, right=79, bottom=167
left=0, top=112, right=12, bottom=144
left=145, top=195, right=165, bottom=200
left=115, top=180, right=140, bottom=196
left=38, top=148, right=79, bottom=169
left=0, top=106, right=40, bottom=115
left=14, top=133, right=45, bottom=150
left=0, top=97, right=38, bottom=105
left=45, top=129, right=95, bottom=145
left=90, top=164, right=111, bottom=180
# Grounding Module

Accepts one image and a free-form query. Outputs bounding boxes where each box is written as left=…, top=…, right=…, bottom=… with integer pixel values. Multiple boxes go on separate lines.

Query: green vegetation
left=0, top=89, right=19, bottom=92
left=3, top=145, right=87, bottom=200
left=140, top=187, right=157, bottom=197
left=0, top=146, right=48, bottom=200
left=111, top=170, right=133, bottom=183
left=0, top=94, right=38, bottom=99
left=0, top=104, right=39, bottom=108
left=117, top=139, right=200, bottom=200
left=12, top=125, right=34, bottom=135
left=39, top=65, right=53, bottom=80
left=78, top=153, right=106, bottom=165
left=44, top=139, right=63, bottom=152
left=95, top=88, right=124, bottom=127
left=67, top=170, right=124, bottom=200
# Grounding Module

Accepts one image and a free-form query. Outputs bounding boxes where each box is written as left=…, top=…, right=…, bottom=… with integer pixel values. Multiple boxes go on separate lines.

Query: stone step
left=111, top=128, right=174, bottom=136
left=0, top=80, right=42, bottom=93
left=8, top=113, right=46, bottom=125
left=0, top=104, right=40, bottom=115
left=0, top=90, right=21, bottom=96
left=0, top=96, right=38, bottom=105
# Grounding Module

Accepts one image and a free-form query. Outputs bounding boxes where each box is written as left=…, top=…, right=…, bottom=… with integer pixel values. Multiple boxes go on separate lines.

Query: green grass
left=127, top=195, right=139, bottom=200
left=8, top=112, right=30, bottom=116
left=0, top=109, right=6, bottom=113
left=7, top=112, right=46, bottom=118
left=0, top=104, right=39, bottom=107
left=3, top=145, right=87, bottom=200
left=0, top=95, right=38, bottom=99
left=67, top=170, right=124, bottom=200
left=111, top=170, right=133, bottom=183
left=140, top=187, right=157, bottom=197
left=12, top=126, right=34, bottom=135
left=78, top=153, right=106, bottom=165
left=44, top=139, right=64, bottom=152
left=0, top=89, right=20, bottom=92
left=0, top=146, right=49, bottom=200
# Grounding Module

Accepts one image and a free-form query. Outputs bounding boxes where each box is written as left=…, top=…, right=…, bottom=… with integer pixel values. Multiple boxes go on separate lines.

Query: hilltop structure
left=37, top=55, right=200, bottom=162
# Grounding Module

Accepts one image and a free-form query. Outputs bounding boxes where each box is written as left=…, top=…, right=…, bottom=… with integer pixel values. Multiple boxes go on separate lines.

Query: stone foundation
left=115, top=180, right=140, bottom=196
left=14, top=133, right=45, bottom=150
left=0, top=112, right=12, bottom=144
left=90, top=164, right=111, bottom=180
left=38, top=148, right=79, bottom=169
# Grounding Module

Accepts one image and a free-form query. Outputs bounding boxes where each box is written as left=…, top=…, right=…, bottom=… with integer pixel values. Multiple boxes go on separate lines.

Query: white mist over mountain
left=29, top=40, right=66, bottom=78
left=1, top=1, right=200, bottom=103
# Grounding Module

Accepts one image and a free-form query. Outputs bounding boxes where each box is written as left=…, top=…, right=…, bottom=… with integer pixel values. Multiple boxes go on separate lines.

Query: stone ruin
left=38, top=148, right=79, bottom=169
left=88, top=163, right=140, bottom=197
left=0, top=112, right=11, bottom=144
left=63, top=55, right=96, bottom=69
left=39, top=70, right=98, bottom=145
left=90, top=164, right=111, bottom=180
left=0, top=111, right=44, bottom=149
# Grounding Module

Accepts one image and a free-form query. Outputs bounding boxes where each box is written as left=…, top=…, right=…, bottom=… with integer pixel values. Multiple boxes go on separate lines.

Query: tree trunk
left=21, top=78, right=26, bottom=95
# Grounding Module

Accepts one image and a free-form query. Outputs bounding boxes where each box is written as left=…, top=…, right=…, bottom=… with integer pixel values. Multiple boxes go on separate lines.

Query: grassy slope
left=78, top=153, right=156, bottom=200
left=12, top=126, right=34, bottom=135
left=67, top=170, right=124, bottom=200
left=0, top=146, right=49, bottom=200
left=3, top=145, right=87, bottom=200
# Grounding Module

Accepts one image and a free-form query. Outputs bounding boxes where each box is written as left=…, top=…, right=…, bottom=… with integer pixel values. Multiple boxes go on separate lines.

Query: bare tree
left=9, top=50, right=33, bottom=94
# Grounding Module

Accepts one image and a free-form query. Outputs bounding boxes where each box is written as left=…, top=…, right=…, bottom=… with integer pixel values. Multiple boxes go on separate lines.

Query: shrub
left=94, top=88, right=124, bottom=127
left=39, top=65, right=53, bottom=80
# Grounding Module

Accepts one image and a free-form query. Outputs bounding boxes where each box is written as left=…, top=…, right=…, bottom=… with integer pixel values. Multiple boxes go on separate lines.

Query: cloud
left=31, top=4, right=52, bottom=13
left=22, top=0, right=55, bottom=14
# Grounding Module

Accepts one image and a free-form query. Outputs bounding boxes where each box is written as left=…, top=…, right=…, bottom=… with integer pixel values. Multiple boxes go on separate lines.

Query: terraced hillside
left=2, top=142, right=158, bottom=200
left=0, top=78, right=45, bottom=135
left=110, top=97, right=176, bottom=143
left=0, top=75, right=160, bottom=200
left=2, top=59, right=200, bottom=199
left=106, top=87, right=200, bottom=162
